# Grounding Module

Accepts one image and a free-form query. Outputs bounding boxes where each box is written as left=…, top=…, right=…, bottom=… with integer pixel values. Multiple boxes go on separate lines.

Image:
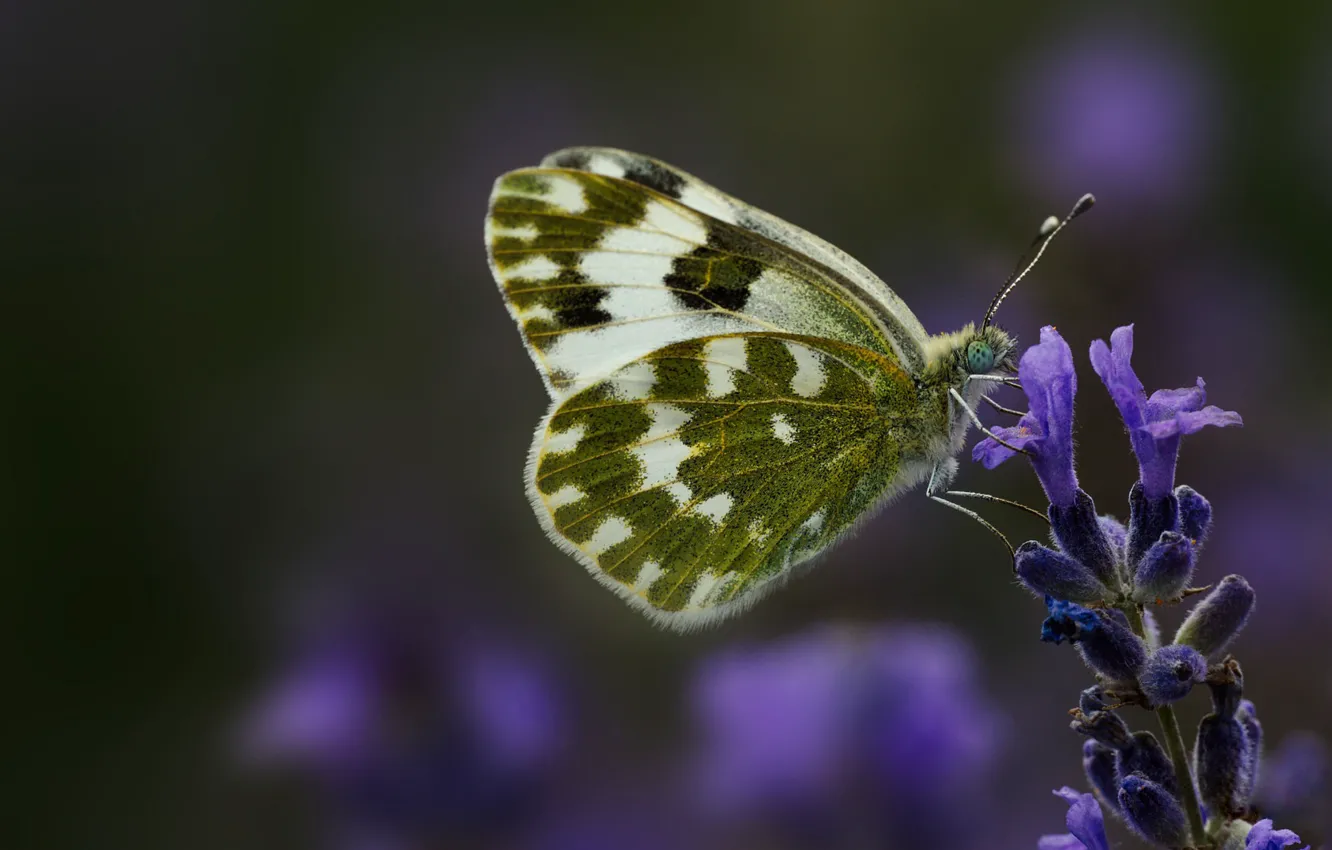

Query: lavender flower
left=974, top=326, right=1079, bottom=508
left=1255, top=732, right=1329, bottom=840
left=1038, top=787, right=1109, bottom=850
left=1009, top=29, right=1215, bottom=211
left=688, top=624, right=1005, bottom=847
left=987, top=324, right=1290, bottom=850
left=242, top=614, right=566, bottom=844
left=1090, top=324, right=1242, bottom=501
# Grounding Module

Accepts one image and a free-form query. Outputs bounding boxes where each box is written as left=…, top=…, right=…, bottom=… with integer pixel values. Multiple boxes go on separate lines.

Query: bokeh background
left=8, top=2, right=1332, bottom=848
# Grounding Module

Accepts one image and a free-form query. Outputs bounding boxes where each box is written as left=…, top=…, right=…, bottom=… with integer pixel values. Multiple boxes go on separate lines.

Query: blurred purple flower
left=242, top=638, right=379, bottom=771
left=974, top=326, right=1079, bottom=508
left=1009, top=28, right=1215, bottom=211
left=242, top=610, right=566, bottom=843
left=1256, top=732, right=1328, bottom=835
left=1038, top=787, right=1109, bottom=850
left=1090, top=324, right=1241, bottom=500
left=688, top=624, right=1005, bottom=845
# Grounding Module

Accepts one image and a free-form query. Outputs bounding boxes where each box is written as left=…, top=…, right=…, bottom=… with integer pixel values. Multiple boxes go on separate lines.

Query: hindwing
left=526, top=332, right=918, bottom=630
left=487, top=158, right=927, bottom=398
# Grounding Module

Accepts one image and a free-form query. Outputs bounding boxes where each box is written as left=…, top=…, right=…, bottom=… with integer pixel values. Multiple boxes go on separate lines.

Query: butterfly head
left=965, top=324, right=1017, bottom=375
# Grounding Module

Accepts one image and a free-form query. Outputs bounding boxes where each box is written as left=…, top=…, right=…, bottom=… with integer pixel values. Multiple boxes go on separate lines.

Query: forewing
left=487, top=164, right=921, bottom=398
left=541, top=147, right=930, bottom=364
left=526, top=332, right=914, bottom=630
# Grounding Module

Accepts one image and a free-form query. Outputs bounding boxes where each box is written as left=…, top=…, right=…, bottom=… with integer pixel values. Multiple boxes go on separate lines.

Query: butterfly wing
left=527, top=332, right=925, bottom=630
left=487, top=158, right=928, bottom=398
left=541, top=146, right=931, bottom=358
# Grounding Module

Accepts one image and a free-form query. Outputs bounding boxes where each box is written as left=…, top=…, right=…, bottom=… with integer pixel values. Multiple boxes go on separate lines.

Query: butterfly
left=485, top=147, right=1090, bottom=630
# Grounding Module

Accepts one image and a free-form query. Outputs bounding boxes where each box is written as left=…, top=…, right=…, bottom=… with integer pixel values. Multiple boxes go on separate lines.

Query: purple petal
left=1144, top=380, right=1207, bottom=420
left=1089, top=325, right=1146, bottom=430
left=1017, top=327, right=1080, bottom=506
left=1145, top=405, right=1244, bottom=439
left=973, top=421, right=1042, bottom=468
left=1038, top=835, right=1087, bottom=850
left=1245, top=819, right=1308, bottom=850
left=1021, top=326, right=1078, bottom=428
left=1092, top=324, right=1241, bottom=498
left=1053, top=787, right=1110, bottom=850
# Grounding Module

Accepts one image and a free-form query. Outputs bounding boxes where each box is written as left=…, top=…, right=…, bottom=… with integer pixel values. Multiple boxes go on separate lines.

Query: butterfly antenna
left=981, top=193, right=1095, bottom=330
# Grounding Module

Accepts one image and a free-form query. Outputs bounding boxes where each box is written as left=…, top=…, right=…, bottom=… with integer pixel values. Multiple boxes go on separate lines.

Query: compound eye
left=966, top=340, right=995, bottom=373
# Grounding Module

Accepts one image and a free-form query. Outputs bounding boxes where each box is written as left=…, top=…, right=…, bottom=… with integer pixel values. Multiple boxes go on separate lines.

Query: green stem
left=1122, top=603, right=1207, bottom=848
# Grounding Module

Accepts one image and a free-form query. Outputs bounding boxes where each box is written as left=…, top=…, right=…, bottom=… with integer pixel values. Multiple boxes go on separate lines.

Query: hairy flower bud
left=1079, top=685, right=1109, bottom=714
left=1083, top=740, right=1121, bottom=816
left=1140, top=644, right=1206, bottom=705
left=1175, top=485, right=1212, bottom=544
left=1127, top=482, right=1180, bottom=570
left=1132, top=532, right=1196, bottom=603
left=1076, top=610, right=1148, bottom=684
left=1071, top=708, right=1132, bottom=750
left=1118, top=731, right=1178, bottom=794
left=1236, top=700, right=1263, bottom=804
left=1017, top=541, right=1112, bottom=604
left=1197, top=710, right=1251, bottom=820
left=1175, top=575, right=1255, bottom=658
left=1119, top=774, right=1190, bottom=847
left=1050, top=491, right=1120, bottom=589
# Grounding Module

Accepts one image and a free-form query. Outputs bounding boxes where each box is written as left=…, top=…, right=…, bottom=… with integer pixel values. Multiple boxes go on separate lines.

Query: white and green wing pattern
left=486, top=149, right=937, bottom=628
left=486, top=152, right=928, bottom=397
left=528, top=333, right=919, bottom=629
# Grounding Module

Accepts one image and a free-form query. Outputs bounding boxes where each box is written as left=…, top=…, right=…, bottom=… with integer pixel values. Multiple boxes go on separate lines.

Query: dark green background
left=7, top=2, right=1331, bottom=847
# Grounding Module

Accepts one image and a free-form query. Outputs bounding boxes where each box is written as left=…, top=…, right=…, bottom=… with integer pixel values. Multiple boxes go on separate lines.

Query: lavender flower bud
left=1050, top=491, right=1119, bottom=589
left=1118, top=731, right=1178, bottom=794
left=1118, top=774, right=1191, bottom=847
left=1041, top=597, right=1099, bottom=644
left=1099, top=515, right=1127, bottom=560
left=1196, top=712, right=1251, bottom=819
left=1127, top=482, right=1180, bottom=571
left=1236, top=700, right=1263, bottom=803
left=1079, top=685, right=1109, bottom=714
left=1139, top=645, right=1206, bottom=706
left=1175, top=485, right=1212, bottom=543
left=1132, top=533, right=1196, bottom=603
left=1083, top=740, right=1122, bottom=816
left=1076, top=610, right=1148, bottom=684
left=1071, top=708, right=1132, bottom=750
left=1208, top=658, right=1246, bottom=718
left=1174, top=575, right=1255, bottom=658
left=1017, top=541, right=1112, bottom=604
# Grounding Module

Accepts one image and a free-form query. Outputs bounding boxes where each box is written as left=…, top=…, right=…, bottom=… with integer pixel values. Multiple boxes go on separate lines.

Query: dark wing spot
left=664, top=228, right=764, bottom=313
left=623, top=160, right=686, bottom=199
left=547, top=150, right=591, bottom=170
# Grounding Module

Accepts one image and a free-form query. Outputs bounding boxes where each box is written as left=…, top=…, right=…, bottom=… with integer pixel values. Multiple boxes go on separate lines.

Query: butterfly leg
left=926, top=463, right=1017, bottom=563
left=943, top=489, right=1049, bottom=523
left=949, top=387, right=1032, bottom=456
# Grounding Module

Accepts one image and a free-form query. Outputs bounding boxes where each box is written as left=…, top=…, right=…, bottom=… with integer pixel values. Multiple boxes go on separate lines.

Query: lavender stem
left=1123, top=603, right=1207, bottom=848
